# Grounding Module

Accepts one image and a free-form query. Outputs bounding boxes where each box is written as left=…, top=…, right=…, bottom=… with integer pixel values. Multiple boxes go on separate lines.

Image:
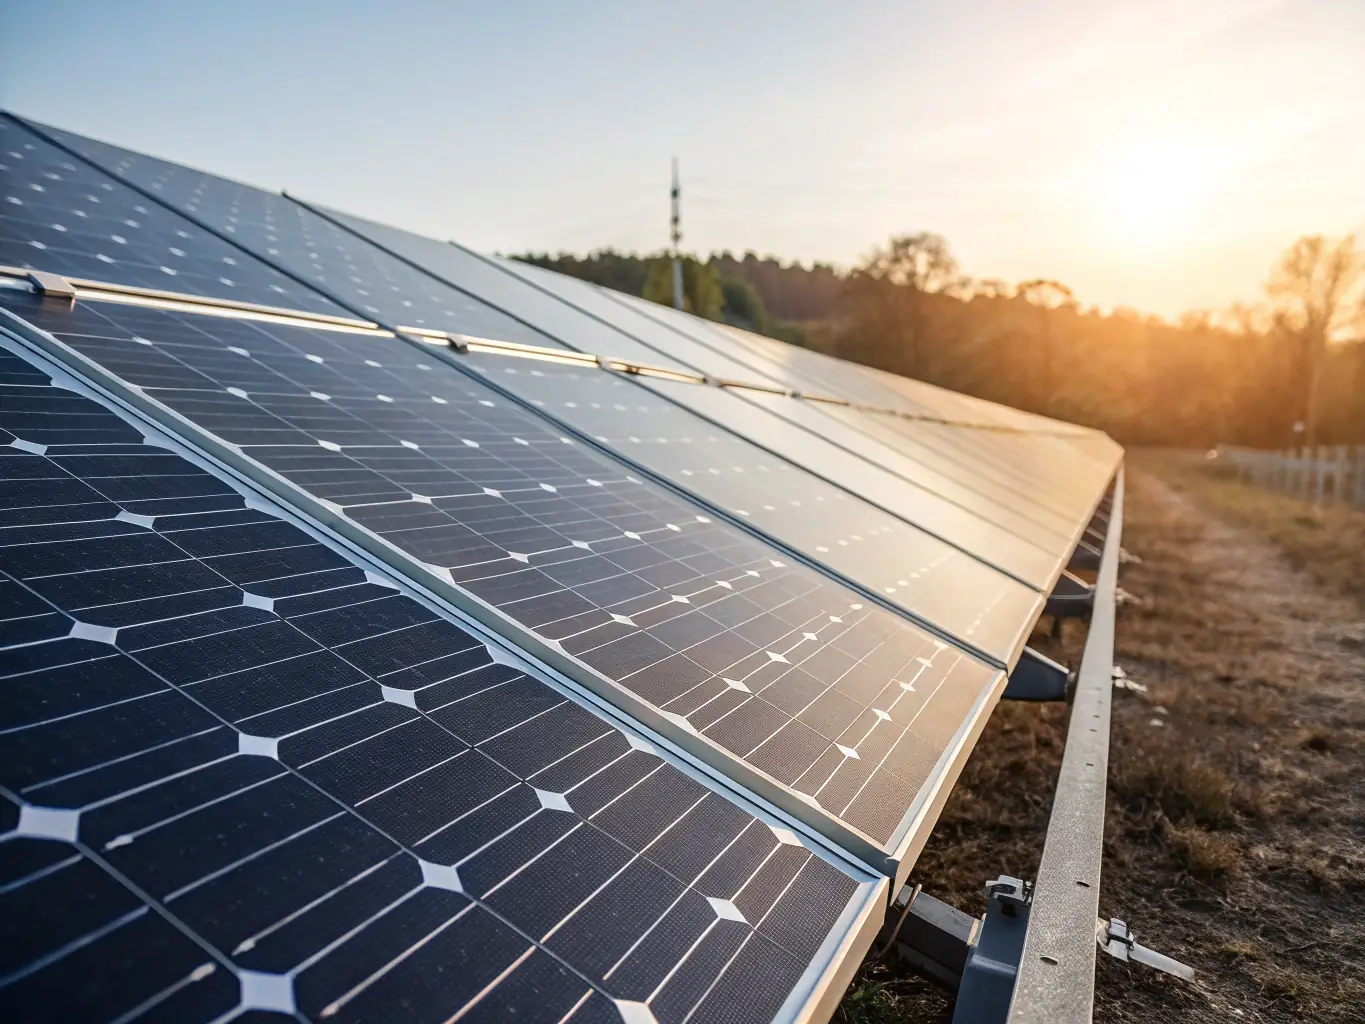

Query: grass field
left=838, top=450, right=1365, bottom=1023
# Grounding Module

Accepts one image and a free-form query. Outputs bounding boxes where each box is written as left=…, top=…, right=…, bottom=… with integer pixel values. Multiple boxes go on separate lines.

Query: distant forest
left=514, top=235, right=1365, bottom=449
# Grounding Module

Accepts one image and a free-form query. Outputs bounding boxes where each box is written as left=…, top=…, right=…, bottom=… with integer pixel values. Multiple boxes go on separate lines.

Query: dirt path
left=839, top=454, right=1365, bottom=1023
left=1095, top=459, right=1365, bottom=1022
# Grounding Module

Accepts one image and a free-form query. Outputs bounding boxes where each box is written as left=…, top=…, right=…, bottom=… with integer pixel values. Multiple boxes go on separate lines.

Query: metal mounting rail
left=1005, top=468, right=1124, bottom=1023
left=882, top=472, right=1129, bottom=1021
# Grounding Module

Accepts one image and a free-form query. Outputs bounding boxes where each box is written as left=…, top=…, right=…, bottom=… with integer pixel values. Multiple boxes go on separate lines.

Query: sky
left=3, top=0, right=1362, bottom=319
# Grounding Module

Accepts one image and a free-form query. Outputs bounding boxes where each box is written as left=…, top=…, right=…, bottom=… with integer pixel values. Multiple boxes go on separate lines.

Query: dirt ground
left=839, top=450, right=1365, bottom=1023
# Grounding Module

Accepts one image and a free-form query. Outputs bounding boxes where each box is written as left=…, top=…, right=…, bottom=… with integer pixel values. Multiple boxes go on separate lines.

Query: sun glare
left=1089, top=141, right=1219, bottom=249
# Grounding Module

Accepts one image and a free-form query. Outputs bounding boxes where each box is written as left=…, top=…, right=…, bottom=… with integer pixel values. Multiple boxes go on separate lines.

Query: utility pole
left=670, top=157, right=684, bottom=310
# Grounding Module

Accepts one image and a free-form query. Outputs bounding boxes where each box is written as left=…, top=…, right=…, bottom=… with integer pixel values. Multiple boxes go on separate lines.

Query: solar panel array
left=1, top=112, right=1122, bottom=1023
left=0, top=336, right=880, bottom=1024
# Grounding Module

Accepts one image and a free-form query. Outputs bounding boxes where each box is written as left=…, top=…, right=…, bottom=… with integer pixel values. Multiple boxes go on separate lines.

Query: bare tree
left=862, top=233, right=959, bottom=291
left=1265, top=234, right=1364, bottom=450
left=841, top=233, right=960, bottom=377
left=1213, top=300, right=1269, bottom=336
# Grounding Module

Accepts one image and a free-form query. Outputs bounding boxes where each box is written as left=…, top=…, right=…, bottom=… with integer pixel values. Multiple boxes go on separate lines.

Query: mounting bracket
left=1003, top=648, right=1069, bottom=702
left=877, top=884, right=980, bottom=991
left=951, top=877, right=1033, bottom=1023
left=880, top=878, right=1193, bottom=1024
left=1045, top=570, right=1094, bottom=620
left=1067, top=540, right=1101, bottom=572
left=25, top=269, right=76, bottom=307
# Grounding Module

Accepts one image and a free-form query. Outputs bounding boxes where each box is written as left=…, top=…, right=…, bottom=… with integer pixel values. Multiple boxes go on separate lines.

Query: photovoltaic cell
left=24, top=117, right=573, bottom=347
left=4, top=291, right=1004, bottom=856
left=0, top=117, right=343, bottom=318
left=464, top=353, right=1046, bottom=657
left=0, top=338, right=880, bottom=1024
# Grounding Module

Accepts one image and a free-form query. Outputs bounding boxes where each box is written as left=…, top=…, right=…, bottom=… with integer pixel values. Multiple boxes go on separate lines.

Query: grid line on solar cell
left=0, top=117, right=343, bottom=319
left=0, top=341, right=874, bottom=1024
left=3, top=293, right=1003, bottom=856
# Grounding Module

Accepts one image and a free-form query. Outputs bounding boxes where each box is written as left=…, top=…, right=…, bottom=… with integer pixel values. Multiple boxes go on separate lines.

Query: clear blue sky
left=4, top=0, right=1362, bottom=318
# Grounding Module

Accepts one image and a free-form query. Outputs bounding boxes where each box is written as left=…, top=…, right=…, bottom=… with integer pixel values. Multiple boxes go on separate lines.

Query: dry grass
left=838, top=449, right=1365, bottom=1024
left=1163, top=824, right=1242, bottom=879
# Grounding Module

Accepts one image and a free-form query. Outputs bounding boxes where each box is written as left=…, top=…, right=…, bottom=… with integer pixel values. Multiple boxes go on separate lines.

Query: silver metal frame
left=1006, top=470, right=1124, bottom=1023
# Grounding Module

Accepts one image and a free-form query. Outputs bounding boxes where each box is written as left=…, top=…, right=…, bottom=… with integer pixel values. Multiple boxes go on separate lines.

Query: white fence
left=1216, top=445, right=1365, bottom=506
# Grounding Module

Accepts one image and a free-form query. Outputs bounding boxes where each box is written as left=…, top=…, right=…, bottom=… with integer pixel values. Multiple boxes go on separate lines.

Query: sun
left=1088, top=141, right=1219, bottom=249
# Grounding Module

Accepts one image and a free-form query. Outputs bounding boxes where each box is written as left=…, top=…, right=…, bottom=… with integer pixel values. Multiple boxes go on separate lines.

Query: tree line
left=514, top=234, right=1365, bottom=449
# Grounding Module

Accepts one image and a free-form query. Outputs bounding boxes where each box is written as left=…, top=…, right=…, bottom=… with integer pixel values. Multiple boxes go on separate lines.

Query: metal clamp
left=985, top=876, right=1032, bottom=912
left=1096, top=918, right=1194, bottom=980
left=26, top=270, right=77, bottom=306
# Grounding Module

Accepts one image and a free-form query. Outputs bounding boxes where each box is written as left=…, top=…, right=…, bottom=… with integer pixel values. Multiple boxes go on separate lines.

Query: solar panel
left=4, top=290, right=1006, bottom=874
left=829, top=408, right=1087, bottom=524
left=491, top=257, right=796, bottom=381
left=627, top=378, right=1065, bottom=583
left=602, top=298, right=1105, bottom=523
left=0, top=117, right=342, bottom=318
left=0, top=334, right=885, bottom=1024
left=248, top=213, right=1093, bottom=568
left=464, top=353, right=1047, bottom=656
left=475, top=266, right=1094, bottom=539
left=22, top=117, right=568, bottom=347
left=725, top=387, right=1075, bottom=549
left=613, top=295, right=921, bottom=412
left=259, top=225, right=1071, bottom=577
